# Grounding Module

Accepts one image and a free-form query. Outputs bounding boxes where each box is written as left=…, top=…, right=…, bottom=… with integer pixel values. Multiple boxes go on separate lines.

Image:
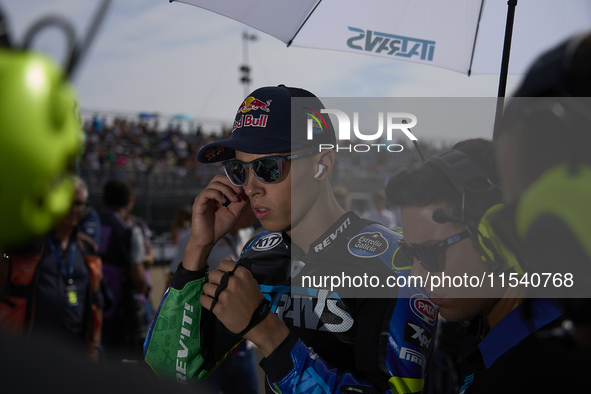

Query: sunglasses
left=222, top=149, right=317, bottom=187
left=399, top=229, right=471, bottom=272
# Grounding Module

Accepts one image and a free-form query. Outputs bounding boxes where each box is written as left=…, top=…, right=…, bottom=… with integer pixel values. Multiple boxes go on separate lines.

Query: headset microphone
left=432, top=208, right=463, bottom=225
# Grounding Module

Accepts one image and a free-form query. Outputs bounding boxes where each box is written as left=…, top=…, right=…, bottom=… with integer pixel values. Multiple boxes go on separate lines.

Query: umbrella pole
left=493, top=0, right=518, bottom=140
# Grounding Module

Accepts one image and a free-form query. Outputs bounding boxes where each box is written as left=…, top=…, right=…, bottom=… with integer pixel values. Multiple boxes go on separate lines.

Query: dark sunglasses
left=222, top=149, right=317, bottom=187
left=399, top=229, right=471, bottom=272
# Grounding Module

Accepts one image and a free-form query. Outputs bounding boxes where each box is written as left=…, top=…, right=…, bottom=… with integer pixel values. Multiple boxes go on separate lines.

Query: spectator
left=0, top=176, right=104, bottom=360
left=98, top=180, right=147, bottom=360
left=170, top=205, right=192, bottom=247
left=366, top=190, right=399, bottom=229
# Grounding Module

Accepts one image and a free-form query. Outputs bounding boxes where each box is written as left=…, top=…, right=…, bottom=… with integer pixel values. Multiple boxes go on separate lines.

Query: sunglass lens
left=226, top=162, right=247, bottom=185
left=416, top=247, right=439, bottom=272
left=254, top=159, right=280, bottom=183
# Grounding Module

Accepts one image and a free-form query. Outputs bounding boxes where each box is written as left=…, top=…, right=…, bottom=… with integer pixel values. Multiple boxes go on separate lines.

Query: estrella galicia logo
left=403, top=321, right=432, bottom=351
left=347, top=232, right=389, bottom=258
left=410, top=294, right=437, bottom=326
left=346, top=27, right=435, bottom=62
left=252, top=233, right=282, bottom=251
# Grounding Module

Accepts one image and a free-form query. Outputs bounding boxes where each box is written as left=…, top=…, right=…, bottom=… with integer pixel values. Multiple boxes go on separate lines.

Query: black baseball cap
left=197, top=85, right=335, bottom=163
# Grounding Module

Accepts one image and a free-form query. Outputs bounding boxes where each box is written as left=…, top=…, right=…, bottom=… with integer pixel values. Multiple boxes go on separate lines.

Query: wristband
left=223, top=298, right=271, bottom=337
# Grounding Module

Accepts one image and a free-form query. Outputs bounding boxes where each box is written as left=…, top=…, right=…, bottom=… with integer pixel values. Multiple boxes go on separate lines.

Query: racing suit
left=144, top=212, right=437, bottom=393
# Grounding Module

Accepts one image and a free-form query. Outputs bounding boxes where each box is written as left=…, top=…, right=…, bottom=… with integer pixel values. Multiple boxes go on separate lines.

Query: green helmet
left=0, top=49, right=82, bottom=248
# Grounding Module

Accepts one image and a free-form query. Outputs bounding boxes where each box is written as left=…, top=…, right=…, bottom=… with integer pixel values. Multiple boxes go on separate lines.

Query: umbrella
left=139, top=112, right=158, bottom=120
left=171, top=113, right=195, bottom=122
left=171, top=0, right=591, bottom=95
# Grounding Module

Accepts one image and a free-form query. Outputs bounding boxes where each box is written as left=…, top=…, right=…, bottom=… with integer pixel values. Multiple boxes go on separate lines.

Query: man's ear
left=315, top=149, right=335, bottom=180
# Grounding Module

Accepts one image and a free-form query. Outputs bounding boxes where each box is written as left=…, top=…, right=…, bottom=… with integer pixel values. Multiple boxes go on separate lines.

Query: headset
left=425, top=149, right=525, bottom=275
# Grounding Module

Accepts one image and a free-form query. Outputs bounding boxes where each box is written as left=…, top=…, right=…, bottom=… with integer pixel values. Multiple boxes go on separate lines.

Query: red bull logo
left=237, top=96, right=272, bottom=114
left=232, top=114, right=268, bottom=132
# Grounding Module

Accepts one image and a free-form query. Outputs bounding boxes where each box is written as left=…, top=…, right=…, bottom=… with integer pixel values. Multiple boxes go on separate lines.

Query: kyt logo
left=307, top=109, right=417, bottom=153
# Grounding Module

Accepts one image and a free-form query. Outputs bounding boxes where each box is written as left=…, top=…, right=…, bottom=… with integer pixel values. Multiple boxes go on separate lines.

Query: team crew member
left=144, top=85, right=436, bottom=394
left=386, top=139, right=578, bottom=393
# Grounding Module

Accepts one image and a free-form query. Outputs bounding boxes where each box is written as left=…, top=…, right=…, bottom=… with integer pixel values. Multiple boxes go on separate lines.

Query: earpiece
left=314, top=164, right=325, bottom=179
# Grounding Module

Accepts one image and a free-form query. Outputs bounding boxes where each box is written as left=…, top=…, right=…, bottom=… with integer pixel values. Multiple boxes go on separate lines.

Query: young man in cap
left=144, top=85, right=436, bottom=394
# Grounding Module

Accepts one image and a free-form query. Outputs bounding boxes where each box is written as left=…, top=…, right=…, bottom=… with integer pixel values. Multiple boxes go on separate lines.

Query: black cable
left=0, top=4, right=12, bottom=48
left=67, top=0, right=112, bottom=80
left=22, top=15, right=77, bottom=72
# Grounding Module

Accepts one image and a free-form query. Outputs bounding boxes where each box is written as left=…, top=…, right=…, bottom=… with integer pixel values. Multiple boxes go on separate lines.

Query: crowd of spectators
left=81, top=115, right=231, bottom=181
left=80, top=114, right=452, bottom=185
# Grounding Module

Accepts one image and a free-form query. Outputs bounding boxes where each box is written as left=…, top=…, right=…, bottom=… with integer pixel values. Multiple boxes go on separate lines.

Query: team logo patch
left=205, top=146, right=224, bottom=161
left=409, top=294, right=437, bottom=326
left=252, top=233, right=283, bottom=251
left=237, top=96, right=272, bottom=114
left=403, top=321, right=432, bottom=351
left=347, top=232, right=389, bottom=258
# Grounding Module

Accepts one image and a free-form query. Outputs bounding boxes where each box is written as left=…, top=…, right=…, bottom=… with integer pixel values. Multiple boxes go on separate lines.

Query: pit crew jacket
left=144, top=212, right=437, bottom=393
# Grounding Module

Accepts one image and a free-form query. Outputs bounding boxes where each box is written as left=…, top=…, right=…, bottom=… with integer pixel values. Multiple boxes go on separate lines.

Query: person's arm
left=143, top=263, right=244, bottom=382
left=257, top=295, right=436, bottom=394
left=200, top=260, right=436, bottom=393
left=144, top=175, right=249, bottom=380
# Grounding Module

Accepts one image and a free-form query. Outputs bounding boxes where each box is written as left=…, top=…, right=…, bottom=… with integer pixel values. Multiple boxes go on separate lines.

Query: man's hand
left=201, top=258, right=264, bottom=333
left=182, top=175, right=248, bottom=271
left=201, top=258, right=290, bottom=356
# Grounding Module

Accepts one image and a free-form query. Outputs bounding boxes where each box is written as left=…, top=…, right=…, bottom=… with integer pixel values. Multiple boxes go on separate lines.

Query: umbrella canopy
left=139, top=112, right=158, bottom=120
left=173, top=0, right=591, bottom=76
left=171, top=113, right=194, bottom=122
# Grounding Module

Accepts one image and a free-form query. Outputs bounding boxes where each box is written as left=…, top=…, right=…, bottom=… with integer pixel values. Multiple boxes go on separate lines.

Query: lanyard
left=46, top=236, right=76, bottom=285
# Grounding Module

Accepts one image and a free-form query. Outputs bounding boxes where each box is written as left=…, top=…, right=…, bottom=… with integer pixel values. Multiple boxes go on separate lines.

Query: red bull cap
left=197, top=85, right=335, bottom=163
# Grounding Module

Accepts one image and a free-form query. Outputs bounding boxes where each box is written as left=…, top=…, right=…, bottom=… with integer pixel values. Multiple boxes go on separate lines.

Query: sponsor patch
left=403, top=321, right=432, bottom=351
left=410, top=294, right=437, bottom=325
left=237, top=96, right=272, bottom=114
left=399, top=347, right=426, bottom=370
left=232, top=114, right=269, bottom=131
left=205, top=146, right=224, bottom=161
left=252, top=233, right=283, bottom=251
left=313, top=217, right=351, bottom=253
left=347, top=232, right=389, bottom=258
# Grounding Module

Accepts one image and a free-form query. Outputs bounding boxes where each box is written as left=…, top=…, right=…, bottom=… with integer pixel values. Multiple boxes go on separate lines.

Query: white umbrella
left=170, top=0, right=591, bottom=96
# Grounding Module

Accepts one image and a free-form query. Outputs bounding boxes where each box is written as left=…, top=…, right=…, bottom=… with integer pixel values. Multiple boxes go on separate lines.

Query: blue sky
left=2, top=0, right=527, bottom=139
